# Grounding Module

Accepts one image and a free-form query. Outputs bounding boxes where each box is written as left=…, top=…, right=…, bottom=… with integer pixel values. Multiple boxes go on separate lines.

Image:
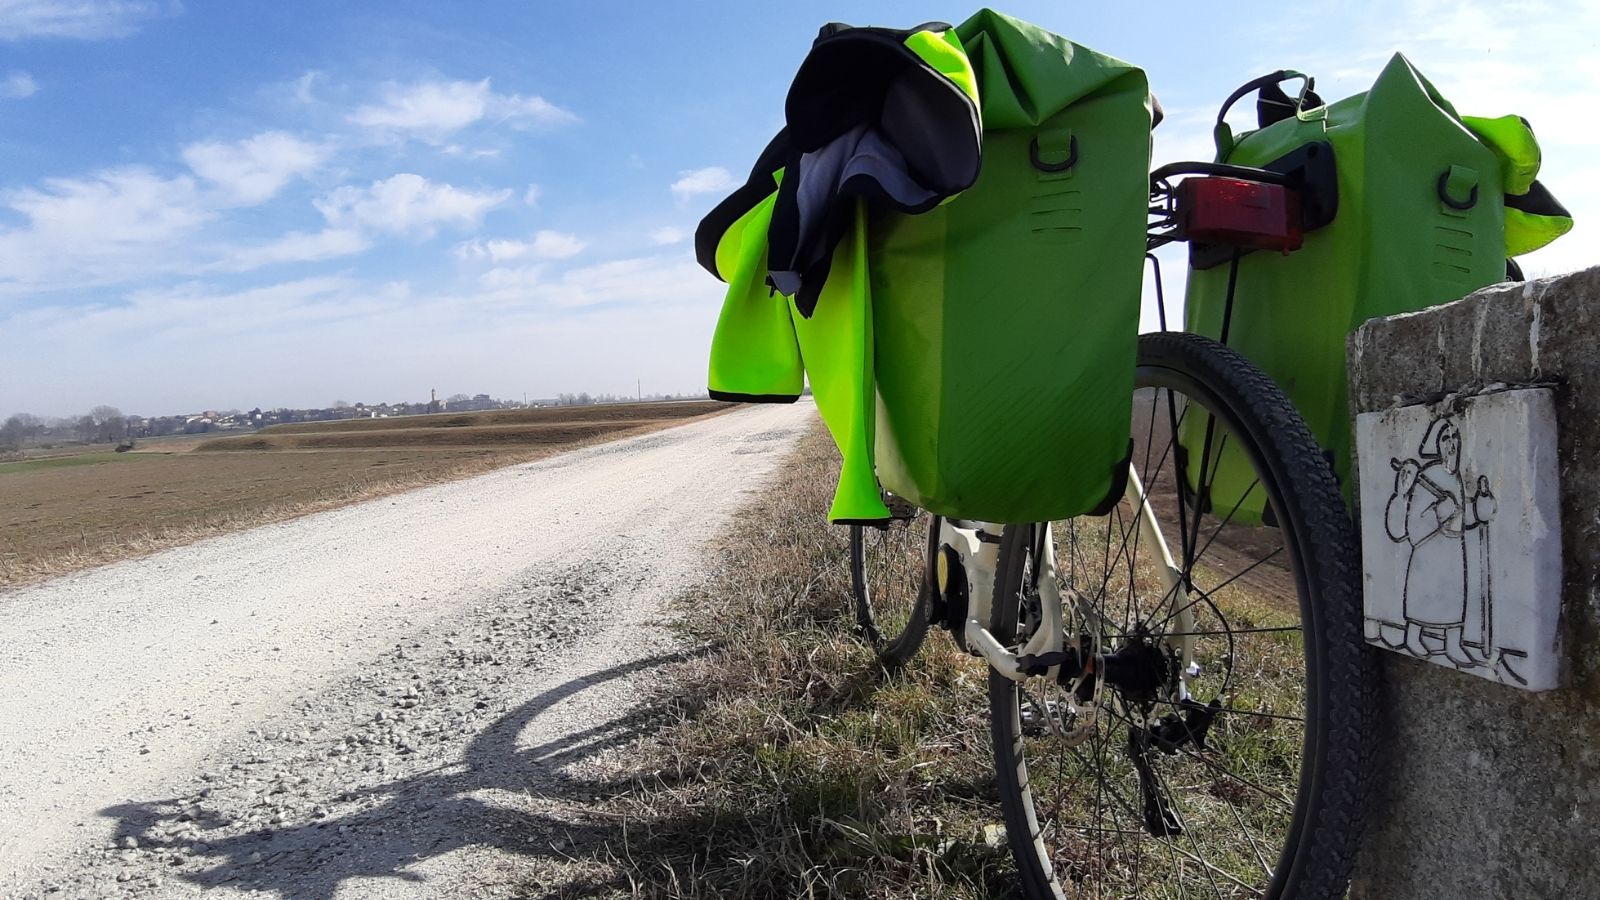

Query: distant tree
left=85, top=405, right=127, bottom=443
left=332, top=400, right=351, bottom=410
left=0, top=413, right=41, bottom=449
left=446, top=393, right=471, bottom=405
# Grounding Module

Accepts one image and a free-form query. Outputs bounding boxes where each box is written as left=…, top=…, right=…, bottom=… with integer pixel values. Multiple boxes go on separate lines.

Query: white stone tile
left=1356, top=387, right=1561, bottom=690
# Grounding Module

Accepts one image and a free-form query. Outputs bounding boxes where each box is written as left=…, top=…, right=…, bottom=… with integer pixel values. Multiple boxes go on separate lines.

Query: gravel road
left=0, top=401, right=811, bottom=899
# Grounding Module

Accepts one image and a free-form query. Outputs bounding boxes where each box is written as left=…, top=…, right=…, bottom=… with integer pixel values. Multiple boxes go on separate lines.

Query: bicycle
left=845, top=149, right=1374, bottom=899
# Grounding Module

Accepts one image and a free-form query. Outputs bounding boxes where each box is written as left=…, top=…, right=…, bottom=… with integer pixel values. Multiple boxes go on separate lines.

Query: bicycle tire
left=990, top=331, right=1373, bottom=899
left=849, top=512, right=938, bottom=666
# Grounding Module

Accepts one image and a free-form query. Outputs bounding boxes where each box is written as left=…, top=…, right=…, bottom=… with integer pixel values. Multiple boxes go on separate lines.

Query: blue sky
left=0, top=0, right=1595, bottom=417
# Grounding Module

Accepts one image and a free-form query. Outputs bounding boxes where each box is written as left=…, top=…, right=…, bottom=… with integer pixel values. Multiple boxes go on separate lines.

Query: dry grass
left=528, top=423, right=1014, bottom=899
left=526, top=403, right=1312, bottom=899
left=0, top=402, right=727, bottom=590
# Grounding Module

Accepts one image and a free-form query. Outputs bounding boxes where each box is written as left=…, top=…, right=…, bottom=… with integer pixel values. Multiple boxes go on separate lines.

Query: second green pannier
left=1183, top=54, right=1571, bottom=522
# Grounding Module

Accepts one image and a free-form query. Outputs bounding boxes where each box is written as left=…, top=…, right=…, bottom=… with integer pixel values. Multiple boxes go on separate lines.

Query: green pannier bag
left=1184, top=54, right=1518, bottom=522
left=868, top=9, right=1154, bottom=522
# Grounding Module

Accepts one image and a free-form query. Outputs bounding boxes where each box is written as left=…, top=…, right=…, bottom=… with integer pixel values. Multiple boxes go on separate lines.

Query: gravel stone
left=0, top=404, right=806, bottom=897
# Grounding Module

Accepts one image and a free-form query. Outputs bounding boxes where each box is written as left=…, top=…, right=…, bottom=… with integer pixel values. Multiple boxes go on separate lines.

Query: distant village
left=0, top=389, right=708, bottom=452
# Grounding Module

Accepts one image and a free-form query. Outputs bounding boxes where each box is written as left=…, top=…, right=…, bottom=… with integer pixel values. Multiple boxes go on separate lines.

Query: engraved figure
left=1384, top=416, right=1496, bottom=667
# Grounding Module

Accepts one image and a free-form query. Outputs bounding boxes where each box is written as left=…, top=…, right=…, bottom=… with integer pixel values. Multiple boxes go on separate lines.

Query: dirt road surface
left=0, top=402, right=811, bottom=899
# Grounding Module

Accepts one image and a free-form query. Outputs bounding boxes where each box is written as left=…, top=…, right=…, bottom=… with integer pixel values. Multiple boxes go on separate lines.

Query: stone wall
left=1346, top=266, right=1600, bottom=898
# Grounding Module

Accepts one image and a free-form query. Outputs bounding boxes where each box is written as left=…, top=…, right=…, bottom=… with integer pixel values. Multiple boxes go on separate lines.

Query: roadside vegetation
left=534, top=423, right=1014, bottom=899
left=531, top=413, right=1313, bottom=898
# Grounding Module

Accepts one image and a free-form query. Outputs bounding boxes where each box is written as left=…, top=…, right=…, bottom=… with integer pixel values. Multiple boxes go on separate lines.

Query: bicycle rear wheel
left=990, top=331, right=1373, bottom=899
left=850, top=505, right=937, bottom=666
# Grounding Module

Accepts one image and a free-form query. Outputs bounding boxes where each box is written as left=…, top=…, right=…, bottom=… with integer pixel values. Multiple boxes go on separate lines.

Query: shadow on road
left=100, top=648, right=705, bottom=899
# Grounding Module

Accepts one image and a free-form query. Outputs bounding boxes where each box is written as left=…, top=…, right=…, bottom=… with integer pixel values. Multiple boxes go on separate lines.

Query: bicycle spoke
left=1150, top=532, right=1287, bottom=635
left=1163, top=625, right=1299, bottom=637
left=1165, top=387, right=1196, bottom=571
left=1103, top=705, right=1295, bottom=810
left=1058, top=738, right=1234, bottom=899
left=1148, top=759, right=1232, bottom=900
left=997, top=336, right=1349, bottom=900
left=1182, top=423, right=1225, bottom=587
left=1192, top=476, right=1261, bottom=565
left=1153, top=699, right=1304, bottom=724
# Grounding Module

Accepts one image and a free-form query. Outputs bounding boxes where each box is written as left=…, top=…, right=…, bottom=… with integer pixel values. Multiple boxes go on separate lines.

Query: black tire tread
left=850, top=522, right=934, bottom=667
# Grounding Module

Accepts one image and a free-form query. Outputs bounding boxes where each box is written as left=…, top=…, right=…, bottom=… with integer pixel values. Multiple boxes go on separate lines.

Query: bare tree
left=1, top=413, right=43, bottom=449
left=0, top=417, right=22, bottom=450
left=87, top=405, right=127, bottom=443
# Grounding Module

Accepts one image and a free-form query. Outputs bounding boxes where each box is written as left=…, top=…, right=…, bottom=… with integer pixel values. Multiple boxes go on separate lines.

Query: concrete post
left=1346, top=266, right=1600, bottom=898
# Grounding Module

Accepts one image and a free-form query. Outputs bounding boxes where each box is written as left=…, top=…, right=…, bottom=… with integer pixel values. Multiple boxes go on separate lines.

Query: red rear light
left=1178, top=177, right=1303, bottom=252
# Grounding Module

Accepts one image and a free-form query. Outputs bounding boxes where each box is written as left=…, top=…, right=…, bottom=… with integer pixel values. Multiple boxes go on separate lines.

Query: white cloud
left=529, top=230, right=585, bottom=259
left=7, top=276, right=411, bottom=354
left=0, top=258, right=722, bottom=416
left=489, top=93, right=575, bottom=128
left=649, top=226, right=686, bottom=246
left=456, top=230, right=586, bottom=264
left=0, top=167, right=208, bottom=289
left=349, top=78, right=575, bottom=141
left=351, top=80, right=486, bottom=134
left=494, top=254, right=712, bottom=311
left=293, top=70, right=318, bottom=104
left=441, top=143, right=502, bottom=160
left=0, top=134, right=342, bottom=290
left=456, top=238, right=531, bottom=265
left=0, top=0, right=164, bottom=40
left=523, top=183, right=542, bottom=207
left=670, top=166, right=737, bottom=200
left=0, top=71, right=37, bottom=97
left=314, top=173, right=510, bottom=238
left=217, top=228, right=369, bottom=271
left=7, top=168, right=203, bottom=243
left=0, top=156, right=513, bottom=291
left=478, top=264, right=541, bottom=291
left=182, top=131, right=330, bottom=205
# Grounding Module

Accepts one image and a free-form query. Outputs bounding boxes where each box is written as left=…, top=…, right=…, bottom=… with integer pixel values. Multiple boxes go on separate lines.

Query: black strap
left=1257, top=80, right=1323, bottom=128
left=1215, top=70, right=1315, bottom=130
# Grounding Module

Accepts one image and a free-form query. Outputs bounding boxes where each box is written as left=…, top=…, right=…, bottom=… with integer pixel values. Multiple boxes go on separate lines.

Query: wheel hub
left=1099, top=629, right=1180, bottom=702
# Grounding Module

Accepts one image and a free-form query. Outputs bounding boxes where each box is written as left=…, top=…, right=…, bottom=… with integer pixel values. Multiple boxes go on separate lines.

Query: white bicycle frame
left=943, top=463, right=1197, bottom=696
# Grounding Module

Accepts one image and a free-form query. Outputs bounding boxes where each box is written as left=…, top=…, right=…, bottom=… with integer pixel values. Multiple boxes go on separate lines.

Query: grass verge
left=530, top=422, right=1014, bottom=899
